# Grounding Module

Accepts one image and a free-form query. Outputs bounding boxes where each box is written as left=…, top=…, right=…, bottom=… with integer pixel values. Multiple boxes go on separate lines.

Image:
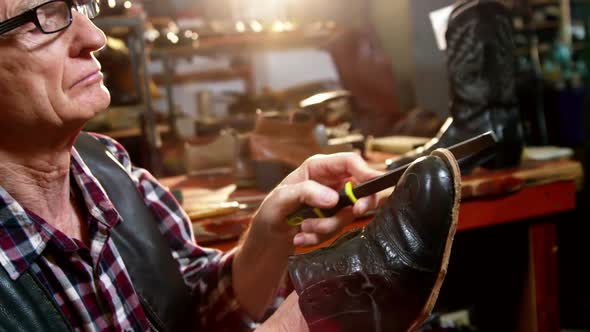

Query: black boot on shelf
left=387, top=0, right=524, bottom=173
left=288, top=148, right=461, bottom=332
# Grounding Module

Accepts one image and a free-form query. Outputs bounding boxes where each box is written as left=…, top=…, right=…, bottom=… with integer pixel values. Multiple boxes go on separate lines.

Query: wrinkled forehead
left=0, top=0, right=41, bottom=20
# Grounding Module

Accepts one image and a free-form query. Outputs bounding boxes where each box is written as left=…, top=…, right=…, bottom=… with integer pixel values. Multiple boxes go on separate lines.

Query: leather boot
left=249, top=110, right=323, bottom=191
left=387, top=0, right=524, bottom=172
left=288, top=148, right=461, bottom=332
left=326, top=27, right=404, bottom=136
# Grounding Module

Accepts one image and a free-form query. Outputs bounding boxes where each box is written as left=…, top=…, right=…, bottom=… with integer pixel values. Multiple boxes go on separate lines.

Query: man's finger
left=261, top=180, right=339, bottom=222
left=352, top=196, right=378, bottom=217
left=300, top=207, right=354, bottom=234
left=293, top=232, right=318, bottom=246
left=282, top=153, right=383, bottom=186
left=306, top=153, right=383, bottom=183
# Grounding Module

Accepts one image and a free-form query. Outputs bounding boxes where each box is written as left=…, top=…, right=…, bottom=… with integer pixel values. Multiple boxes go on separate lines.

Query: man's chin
left=73, top=92, right=111, bottom=130
left=89, top=91, right=112, bottom=115
left=97, top=87, right=111, bottom=111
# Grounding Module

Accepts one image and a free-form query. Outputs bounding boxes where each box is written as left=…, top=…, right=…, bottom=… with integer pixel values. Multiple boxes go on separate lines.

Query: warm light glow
left=145, top=29, right=159, bottom=42
left=123, top=1, right=131, bottom=8
left=272, top=21, right=285, bottom=32
left=168, top=23, right=179, bottom=34
left=235, top=21, right=246, bottom=33
left=184, top=30, right=199, bottom=40
left=230, top=0, right=288, bottom=22
left=250, top=20, right=263, bottom=32
left=108, top=0, right=116, bottom=8
left=283, top=21, right=294, bottom=31
left=167, top=32, right=179, bottom=44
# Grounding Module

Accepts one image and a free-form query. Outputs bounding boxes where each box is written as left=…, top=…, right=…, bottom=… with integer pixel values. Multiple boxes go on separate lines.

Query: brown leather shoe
left=288, top=148, right=461, bottom=332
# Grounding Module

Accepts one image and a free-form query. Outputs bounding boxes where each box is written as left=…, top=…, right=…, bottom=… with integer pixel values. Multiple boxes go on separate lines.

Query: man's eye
left=12, top=22, right=37, bottom=34
left=26, top=23, right=41, bottom=33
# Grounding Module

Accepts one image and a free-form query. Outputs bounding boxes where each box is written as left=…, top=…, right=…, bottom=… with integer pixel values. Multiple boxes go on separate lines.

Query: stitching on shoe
left=371, top=180, right=433, bottom=273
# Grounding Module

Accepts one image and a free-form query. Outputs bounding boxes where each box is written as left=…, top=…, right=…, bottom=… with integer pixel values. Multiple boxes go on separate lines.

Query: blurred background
left=87, top=0, right=590, bottom=330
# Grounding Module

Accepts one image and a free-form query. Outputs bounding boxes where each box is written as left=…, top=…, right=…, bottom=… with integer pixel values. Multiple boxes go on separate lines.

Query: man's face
left=0, top=0, right=110, bottom=139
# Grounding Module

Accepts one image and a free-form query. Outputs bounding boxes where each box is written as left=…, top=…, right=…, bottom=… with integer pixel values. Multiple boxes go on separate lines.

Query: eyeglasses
left=0, top=0, right=99, bottom=36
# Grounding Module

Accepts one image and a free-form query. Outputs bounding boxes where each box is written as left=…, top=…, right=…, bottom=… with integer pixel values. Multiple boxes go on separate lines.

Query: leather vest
left=0, top=132, right=194, bottom=331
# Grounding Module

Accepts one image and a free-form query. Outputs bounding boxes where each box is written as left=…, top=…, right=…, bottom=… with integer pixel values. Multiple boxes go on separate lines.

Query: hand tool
left=286, top=131, right=497, bottom=226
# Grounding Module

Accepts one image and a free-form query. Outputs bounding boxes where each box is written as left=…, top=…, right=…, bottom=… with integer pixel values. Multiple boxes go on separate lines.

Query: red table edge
left=204, top=181, right=577, bottom=253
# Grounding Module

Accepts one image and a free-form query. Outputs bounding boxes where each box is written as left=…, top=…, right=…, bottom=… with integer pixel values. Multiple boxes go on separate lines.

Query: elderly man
left=0, top=0, right=466, bottom=330
left=0, top=0, right=383, bottom=330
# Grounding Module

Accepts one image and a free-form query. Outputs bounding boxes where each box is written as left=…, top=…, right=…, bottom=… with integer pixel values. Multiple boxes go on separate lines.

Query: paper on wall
left=429, top=5, right=454, bottom=51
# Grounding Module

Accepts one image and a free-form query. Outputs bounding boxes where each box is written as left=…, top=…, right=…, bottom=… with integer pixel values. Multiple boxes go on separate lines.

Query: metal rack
left=149, top=28, right=339, bottom=136
left=93, top=15, right=162, bottom=175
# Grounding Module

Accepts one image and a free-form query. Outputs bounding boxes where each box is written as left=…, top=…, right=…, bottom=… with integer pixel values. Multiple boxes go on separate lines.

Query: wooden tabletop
left=160, top=158, right=583, bottom=252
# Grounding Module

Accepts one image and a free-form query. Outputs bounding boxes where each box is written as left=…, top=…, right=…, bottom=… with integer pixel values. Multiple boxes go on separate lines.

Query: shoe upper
left=288, top=151, right=460, bottom=332
left=386, top=0, right=523, bottom=172
left=365, top=154, right=456, bottom=273
left=289, top=153, right=457, bottom=292
left=447, top=1, right=518, bottom=115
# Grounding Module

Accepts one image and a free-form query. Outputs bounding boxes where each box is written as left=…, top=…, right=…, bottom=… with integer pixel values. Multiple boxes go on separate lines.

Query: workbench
left=161, top=158, right=583, bottom=332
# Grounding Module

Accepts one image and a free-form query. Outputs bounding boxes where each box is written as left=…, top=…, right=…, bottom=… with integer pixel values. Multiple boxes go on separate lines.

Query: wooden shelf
left=102, top=124, right=170, bottom=140
left=149, top=28, right=341, bottom=58
left=530, top=0, right=559, bottom=6
left=151, top=66, right=251, bottom=85
left=93, top=15, right=144, bottom=36
left=516, top=42, right=586, bottom=56
left=521, top=21, right=560, bottom=31
left=515, top=43, right=552, bottom=55
left=528, top=0, right=590, bottom=6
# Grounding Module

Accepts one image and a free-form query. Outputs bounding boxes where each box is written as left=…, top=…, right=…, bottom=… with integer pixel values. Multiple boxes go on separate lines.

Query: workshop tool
left=287, top=131, right=497, bottom=226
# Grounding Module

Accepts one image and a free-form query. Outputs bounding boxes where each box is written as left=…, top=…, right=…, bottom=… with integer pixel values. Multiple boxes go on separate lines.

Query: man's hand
left=253, top=152, right=382, bottom=247
left=256, top=292, right=309, bottom=332
left=233, top=152, right=382, bottom=320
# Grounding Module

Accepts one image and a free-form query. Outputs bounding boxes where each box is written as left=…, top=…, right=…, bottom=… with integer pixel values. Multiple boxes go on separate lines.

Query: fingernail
left=356, top=199, right=368, bottom=213
left=321, top=189, right=337, bottom=204
left=293, top=234, right=305, bottom=246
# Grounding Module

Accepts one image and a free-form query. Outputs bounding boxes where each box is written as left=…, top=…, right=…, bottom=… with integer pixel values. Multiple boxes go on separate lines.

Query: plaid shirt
left=0, top=133, right=254, bottom=331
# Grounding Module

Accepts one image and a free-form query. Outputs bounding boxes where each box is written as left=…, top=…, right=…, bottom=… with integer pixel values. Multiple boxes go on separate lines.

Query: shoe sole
left=407, top=148, right=461, bottom=332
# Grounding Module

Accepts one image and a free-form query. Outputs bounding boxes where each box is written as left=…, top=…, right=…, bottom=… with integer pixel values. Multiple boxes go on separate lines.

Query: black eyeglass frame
left=0, top=0, right=75, bottom=36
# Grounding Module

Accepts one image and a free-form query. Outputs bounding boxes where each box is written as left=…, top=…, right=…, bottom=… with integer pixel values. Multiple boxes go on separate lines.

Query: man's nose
left=69, top=11, right=107, bottom=55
